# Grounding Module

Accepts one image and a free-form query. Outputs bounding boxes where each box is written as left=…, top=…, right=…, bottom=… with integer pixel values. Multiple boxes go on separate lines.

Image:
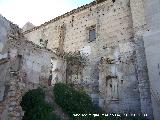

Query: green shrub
left=53, top=83, right=148, bottom=120
left=45, top=113, right=61, bottom=120
left=20, top=88, right=56, bottom=120
left=20, top=84, right=148, bottom=120
left=53, top=83, right=95, bottom=119
left=53, top=83, right=114, bottom=120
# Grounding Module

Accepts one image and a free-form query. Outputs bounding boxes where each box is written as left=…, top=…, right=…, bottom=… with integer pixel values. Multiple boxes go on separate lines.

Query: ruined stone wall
left=23, top=0, right=145, bottom=114
left=0, top=41, right=54, bottom=120
left=0, top=56, right=25, bottom=120
left=0, top=18, right=60, bottom=119
left=0, top=0, right=155, bottom=119
left=6, top=39, right=54, bottom=88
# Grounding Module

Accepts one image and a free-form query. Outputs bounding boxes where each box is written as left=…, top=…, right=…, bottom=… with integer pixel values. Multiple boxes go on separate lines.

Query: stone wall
left=23, top=0, right=149, bottom=116
left=0, top=56, right=25, bottom=120
left=0, top=17, right=61, bottom=119
left=0, top=0, right=158, bottom=119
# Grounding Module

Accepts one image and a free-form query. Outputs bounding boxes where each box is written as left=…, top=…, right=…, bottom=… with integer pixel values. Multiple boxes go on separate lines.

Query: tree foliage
left=20, top=88, right=58, bottom=120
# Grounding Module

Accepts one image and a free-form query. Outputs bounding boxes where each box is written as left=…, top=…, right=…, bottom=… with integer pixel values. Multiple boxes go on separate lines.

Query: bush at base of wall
left=53, top=83, right=148, bottom=120
left=20, top=88, right=59, bottom=120
left=53, top=83, right=96, bottom=116
left=20, top=84, right=148, bottom=120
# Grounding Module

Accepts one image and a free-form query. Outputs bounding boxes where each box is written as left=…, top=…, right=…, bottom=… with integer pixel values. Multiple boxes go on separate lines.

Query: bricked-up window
left=88, top=26, right=96, bottom=42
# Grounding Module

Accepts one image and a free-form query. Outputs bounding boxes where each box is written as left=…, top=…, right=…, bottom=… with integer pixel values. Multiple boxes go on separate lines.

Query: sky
left=0, top=0, right=93, bottom=27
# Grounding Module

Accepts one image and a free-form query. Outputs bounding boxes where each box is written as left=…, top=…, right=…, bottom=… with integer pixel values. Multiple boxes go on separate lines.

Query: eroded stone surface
left=23, top=0, right=151, bottom=116
left=1, top=0, right=160, bottom=120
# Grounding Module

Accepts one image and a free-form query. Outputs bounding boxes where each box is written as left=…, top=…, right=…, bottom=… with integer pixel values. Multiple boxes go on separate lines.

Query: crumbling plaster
left=23, top=0, right=152, bottom=116
left=0, top=0, right=157, bottom=119
left=0, top=16, right=61, bottom=119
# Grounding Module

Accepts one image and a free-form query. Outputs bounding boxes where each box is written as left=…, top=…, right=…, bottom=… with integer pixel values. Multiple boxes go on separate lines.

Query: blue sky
left=0, top=0, right=93, bottom=27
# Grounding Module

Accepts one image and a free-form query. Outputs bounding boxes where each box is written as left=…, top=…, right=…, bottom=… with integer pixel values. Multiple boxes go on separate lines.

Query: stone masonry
left=1, top=0, right=160, bottom=120
left=23, top=0, right=154, bottom=119
left=0, top=16, right=61, bottom=119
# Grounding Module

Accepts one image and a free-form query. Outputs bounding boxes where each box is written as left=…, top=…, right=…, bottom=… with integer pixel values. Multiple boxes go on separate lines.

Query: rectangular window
left=89, top=29, right=96, bottom=42
left=88, top=25, right=96, bottom=43
left=0, top=86, right=5, bottom=101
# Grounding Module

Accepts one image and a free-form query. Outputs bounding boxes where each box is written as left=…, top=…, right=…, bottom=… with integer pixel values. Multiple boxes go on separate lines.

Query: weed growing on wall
left=63, top=51, right=88, bottom=83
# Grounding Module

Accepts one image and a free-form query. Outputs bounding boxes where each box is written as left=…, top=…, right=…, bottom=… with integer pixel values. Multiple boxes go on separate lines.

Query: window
left=88, top=25, right=96, bottom=42
left=111, top=80, right=118, bottom=100
left=106, top=77, right=119, bottom=101
left=40, top=39, right=43, bottom=43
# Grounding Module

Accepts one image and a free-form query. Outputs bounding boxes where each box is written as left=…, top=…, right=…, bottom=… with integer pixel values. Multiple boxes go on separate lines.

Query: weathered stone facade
left=0, top=15, right=61, bottom=119
left=1, top=0, right=160, bottom=119
left=23, top=0, right=154, bottom=119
